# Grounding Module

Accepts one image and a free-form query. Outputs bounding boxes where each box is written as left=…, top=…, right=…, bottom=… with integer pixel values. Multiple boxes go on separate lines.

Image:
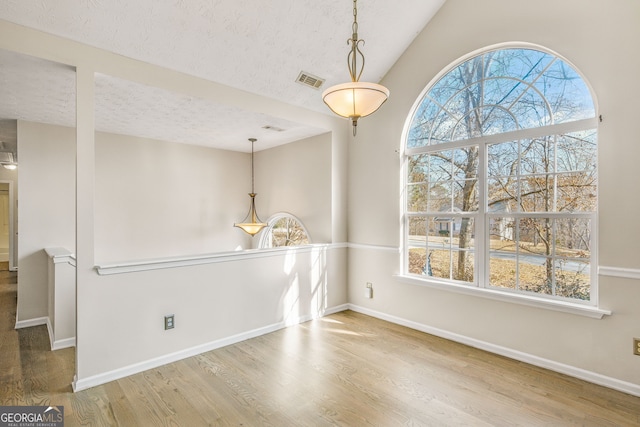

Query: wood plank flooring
left=2, top=270, right=640, bottom=426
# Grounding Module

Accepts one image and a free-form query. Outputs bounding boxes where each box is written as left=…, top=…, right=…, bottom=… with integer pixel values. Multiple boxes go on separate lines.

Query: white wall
left=93, top=131, right=334, bottom=262
left=17, top=120, right=75, bottom=322
left=75, top=245, right=347, bottom=384
left=348, top=0, right=640, bottom=390
left=95, top=132, right=250, bottom=262
left=256, top=133, right=333, bottom=245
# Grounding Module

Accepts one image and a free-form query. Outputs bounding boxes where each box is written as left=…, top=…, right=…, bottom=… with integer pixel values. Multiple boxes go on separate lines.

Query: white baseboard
left=15, top=316, right=48, bottom=329
left=74, top=322, right=285, bottom=391
left=73, top=304, right=348, bottom=392
left=323, top=303, right=349, bottom=316
left=348, top=304, right=640, bottom=398
left=53, top=337, right=76, bottom=350
left=46, top=317, right=76, bottom=350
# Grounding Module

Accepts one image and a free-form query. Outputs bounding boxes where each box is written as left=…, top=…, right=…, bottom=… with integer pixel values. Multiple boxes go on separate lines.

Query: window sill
left=394, top=274, right=611, bottom=319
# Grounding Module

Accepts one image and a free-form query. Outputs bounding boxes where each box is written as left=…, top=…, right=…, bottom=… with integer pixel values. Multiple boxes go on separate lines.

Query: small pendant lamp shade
left=322, top=81, right=389, bottom=128
left=234, top=138, right=267, bottom=236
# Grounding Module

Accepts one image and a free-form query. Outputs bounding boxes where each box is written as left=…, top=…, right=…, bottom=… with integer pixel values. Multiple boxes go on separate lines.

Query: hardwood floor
left=2, top=271, right=640, bottom=426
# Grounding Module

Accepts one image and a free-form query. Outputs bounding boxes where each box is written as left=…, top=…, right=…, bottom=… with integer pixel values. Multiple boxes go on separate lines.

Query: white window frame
left=399, top=44, right=608, bottom=317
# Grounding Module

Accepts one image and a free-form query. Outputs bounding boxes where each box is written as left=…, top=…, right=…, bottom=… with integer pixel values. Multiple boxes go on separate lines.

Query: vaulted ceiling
left=0, top=0, right=445, bottom=153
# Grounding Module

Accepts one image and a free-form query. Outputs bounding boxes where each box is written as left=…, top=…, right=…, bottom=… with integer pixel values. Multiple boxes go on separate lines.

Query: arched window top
left=258, top=213, right=311, bottom=249
left=407, top=47, right=595, bottom=149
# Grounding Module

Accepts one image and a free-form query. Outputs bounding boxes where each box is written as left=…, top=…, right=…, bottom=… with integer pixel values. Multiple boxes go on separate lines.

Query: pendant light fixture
left=322, top=0, right=389, bottom=136
left=234, top=138, right=268, bottom=236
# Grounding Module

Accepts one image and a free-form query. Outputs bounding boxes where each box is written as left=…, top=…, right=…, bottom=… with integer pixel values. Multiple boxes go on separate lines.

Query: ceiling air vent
left=296, top=71, right=325, bottom=90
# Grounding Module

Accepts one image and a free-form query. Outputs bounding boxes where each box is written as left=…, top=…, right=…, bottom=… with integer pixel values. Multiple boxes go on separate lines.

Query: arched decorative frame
left=258, top=212, right=312, bottom=249
left=401, top=43, right=598, bottom=304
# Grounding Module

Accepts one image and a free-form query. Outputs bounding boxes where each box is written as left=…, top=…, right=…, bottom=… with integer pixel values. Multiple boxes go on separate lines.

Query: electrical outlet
left=634, top=338, right=640, bottom=356
left=164, top=314, right=175, bottom=330
left=365, top=282, right=373, bottom=299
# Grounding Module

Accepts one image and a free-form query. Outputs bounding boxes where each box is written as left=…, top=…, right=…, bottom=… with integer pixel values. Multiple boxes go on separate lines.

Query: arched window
left=403, top=46, right=597, bottom=303
left=259, top=213, right=311, bottom=249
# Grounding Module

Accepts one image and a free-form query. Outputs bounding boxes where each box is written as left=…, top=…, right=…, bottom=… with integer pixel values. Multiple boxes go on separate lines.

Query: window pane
left=555, top=259, right=590, bottom=300
left=489, top=216, right=517, bottom=288
left=407, top=154, right=428, bottom=183
left=408, top=217, right=427, bottom=245
left=489, top=256, right=517, bottom=289
left=429, top=249, right=451, bottom=280
left=520, top=176, right=555, bottom=212
left=556, top=131, right=597, bottom=173
left=485, top=49, right=553, bottom=83
left=428, top=218, right=452, bottom=245
left=428, top=181, right=452, bottom=212
left=556, top=172, right=597, bottom=212
left=407, top=183, right=427, bottom=212
left=488, top=178, right=518, bottom=212
left=408, top=247, right=428, bottom=275
left=483, top=77, right=529, bottom=108
left=451, top=109, right=480, bottom=140
left=483, top=106, right=519, bottom=135
left=534, top=60, right=595, bottom=123
left=452, top=251, right=474, bottom=282
left=488, top=141, right=518, bottom=177
left=454, top=217, right=475, bottom=251
left=430, top=110, right=457, bottom=144
left=446, top=82, right=482, bottom=124
left=427, top=217, right=475, bottom=283
left=555, top=218, right=591, bottom=258
left=508, top=87, right=551, bottom=128
left=521, top=137, right=554, bottom=175
left=518, top=255, right=553, bottom=295
left=407, top=101, right=441, bottom=148
left=489, top=217, right=516, bottom=247
left=427, top=150, right=452, bottom=182
left=452, top=147, right=478, bottom=180
left=518, top=218, right=553, bottom=256
left=430, top=68, right=471, bottom=106
left=488, top=141, right=519, bottom=212
left=453, top=180, right=478, bottom=212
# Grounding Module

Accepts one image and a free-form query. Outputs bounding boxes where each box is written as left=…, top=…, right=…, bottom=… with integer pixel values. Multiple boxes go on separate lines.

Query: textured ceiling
left=0, top=0, right=445, bottom=152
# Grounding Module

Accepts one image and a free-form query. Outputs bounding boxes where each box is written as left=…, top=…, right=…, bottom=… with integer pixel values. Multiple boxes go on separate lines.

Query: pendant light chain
left=352, top=0, right=358, bottom=37
left=348, top=0, right=365, bottom=83
left=250, top=138, right=255, bottom=194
